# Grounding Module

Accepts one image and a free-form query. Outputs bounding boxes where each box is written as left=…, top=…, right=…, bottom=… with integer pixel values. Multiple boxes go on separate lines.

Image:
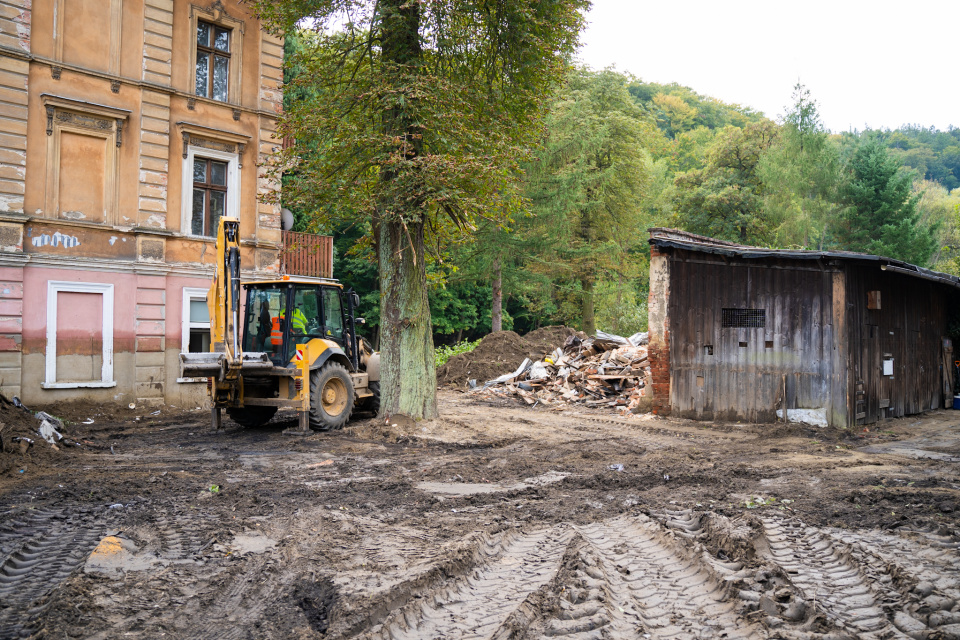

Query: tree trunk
left=375, top=0, right=436, bottom=420
left=581, top=276, right=595, bottom=335
left=378, top=218, right=437, bottom=419
left=491, top=258, right=502, bottom=333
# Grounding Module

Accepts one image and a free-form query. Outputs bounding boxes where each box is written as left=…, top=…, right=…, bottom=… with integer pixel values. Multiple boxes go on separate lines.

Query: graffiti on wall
left=29, top=231, right=81, bottom=248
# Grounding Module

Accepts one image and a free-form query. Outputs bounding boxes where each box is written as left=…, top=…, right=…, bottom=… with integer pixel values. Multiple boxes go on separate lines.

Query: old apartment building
left=0, top=0, right=283, bottom=406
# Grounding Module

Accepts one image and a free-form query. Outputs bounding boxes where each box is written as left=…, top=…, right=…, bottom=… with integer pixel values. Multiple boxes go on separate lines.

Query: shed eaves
left=648, top=228, right=960, bottom=291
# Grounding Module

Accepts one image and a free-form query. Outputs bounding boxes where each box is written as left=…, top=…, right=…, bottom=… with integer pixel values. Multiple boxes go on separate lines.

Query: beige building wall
left=0, top=0, right=282, bottom=406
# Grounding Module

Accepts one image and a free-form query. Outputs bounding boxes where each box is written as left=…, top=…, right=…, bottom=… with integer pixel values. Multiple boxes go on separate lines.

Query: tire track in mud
left=184, top=553, right=298, bottom=640
left=569, top=515, right=761, bottom=640
left=357, top=515, right=759, bottom=640
left=759, top=516, right=913, bottom=638
left=0, top=505, right=105, bottom=639
left=825, top=525, right=960, bottom=637
left=362, top=526, right=574, bottom=639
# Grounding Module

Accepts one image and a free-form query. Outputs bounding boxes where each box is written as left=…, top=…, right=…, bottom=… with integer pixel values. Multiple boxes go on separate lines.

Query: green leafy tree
left=674, top=120, right=778, bottom=243
left=521, top=67, right=653, bottom=334
left=916, top=180, right=960, bottom=273
left=837, top=137, right=938, bottom=265
left=257, top=1, right=587, bottom=419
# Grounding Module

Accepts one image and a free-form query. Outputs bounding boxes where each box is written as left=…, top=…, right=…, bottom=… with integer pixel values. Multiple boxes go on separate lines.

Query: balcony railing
left=280, top=230, right=334, bottom=278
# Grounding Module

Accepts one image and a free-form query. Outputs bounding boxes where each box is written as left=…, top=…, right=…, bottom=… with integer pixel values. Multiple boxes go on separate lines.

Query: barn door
left=859, top=325, right=880, bottom=424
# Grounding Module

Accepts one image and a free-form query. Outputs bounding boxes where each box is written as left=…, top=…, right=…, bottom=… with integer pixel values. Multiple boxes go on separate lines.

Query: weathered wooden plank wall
left=667, top=250, right=840, bottom=424
left=846, top=266, right=949, bottom=424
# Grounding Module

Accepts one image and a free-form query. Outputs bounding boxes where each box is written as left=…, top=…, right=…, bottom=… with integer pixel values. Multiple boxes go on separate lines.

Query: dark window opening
left=704, top=345, right=713, bottom=356
left=738, top=341, right=748, bottom=348
left=196, top=20, right=230, bottom=102
left=722, top=308, right=766, bottom=328
left=765, top=340, right=774, bottom=349
left=192, top=157, right=227, bottom=237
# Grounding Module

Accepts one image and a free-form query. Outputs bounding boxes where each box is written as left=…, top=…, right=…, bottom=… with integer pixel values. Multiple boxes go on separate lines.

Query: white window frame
left=181, top=144, right=240, bottom=238
left=188, top=4, right=245, bottom=105
left=179, top=286, right=211, bottom=383
left=43, top=281, right=115, bottom=389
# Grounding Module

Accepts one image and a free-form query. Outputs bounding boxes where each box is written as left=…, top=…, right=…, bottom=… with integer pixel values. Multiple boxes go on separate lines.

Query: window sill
left=42, top=381, right=117, bottom=389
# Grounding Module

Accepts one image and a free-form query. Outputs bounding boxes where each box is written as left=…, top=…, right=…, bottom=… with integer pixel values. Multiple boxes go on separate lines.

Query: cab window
left=243, top=286, right=285, bottom=359
left=322, top=287, right=344, bottom=341
left=292, top=286, right=323, bottom=340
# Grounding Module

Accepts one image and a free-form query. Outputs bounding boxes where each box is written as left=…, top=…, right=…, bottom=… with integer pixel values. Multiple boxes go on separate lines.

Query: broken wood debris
left=475, top=332, right=651, bottom=413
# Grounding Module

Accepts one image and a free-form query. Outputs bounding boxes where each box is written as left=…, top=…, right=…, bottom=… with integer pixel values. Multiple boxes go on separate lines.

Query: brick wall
left=647, top=244, right=671, bottom=415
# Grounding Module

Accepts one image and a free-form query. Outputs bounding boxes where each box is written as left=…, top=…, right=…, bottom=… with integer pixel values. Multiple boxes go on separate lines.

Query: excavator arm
left=209, top=217, right=242, bottom=367
left=179, top=218, right=272, bottom=386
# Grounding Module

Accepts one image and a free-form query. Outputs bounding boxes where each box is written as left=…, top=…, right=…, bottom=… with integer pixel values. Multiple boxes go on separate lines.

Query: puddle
left=228, top=532, right=277, bottom=555
left=85, top=535, right=159, bottom=575
left=417, top=471, right=571, bottom=496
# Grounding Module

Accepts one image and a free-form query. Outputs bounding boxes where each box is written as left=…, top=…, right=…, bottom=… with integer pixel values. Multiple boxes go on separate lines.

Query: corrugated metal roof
left=648, top=228, right=960, bottom=290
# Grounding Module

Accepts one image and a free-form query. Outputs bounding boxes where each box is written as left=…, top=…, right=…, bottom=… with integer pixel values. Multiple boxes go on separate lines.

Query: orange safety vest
left=270, top=317, right=282, bottom=346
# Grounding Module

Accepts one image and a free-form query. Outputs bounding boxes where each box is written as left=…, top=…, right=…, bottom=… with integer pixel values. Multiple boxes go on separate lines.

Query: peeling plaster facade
left=0, top=0, right=283, bottom=405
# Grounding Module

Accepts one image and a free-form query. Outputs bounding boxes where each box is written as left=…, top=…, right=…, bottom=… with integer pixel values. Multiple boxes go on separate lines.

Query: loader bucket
left=180, top=352, right=226, bottom=379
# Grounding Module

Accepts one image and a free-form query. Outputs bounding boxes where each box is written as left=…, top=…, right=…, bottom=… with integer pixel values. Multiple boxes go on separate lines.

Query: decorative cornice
left=0, top=50, right=280, bottom=120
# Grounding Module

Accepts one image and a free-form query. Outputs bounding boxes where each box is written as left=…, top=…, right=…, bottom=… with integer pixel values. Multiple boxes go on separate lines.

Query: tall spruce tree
left=838, top=137, right=937, bottom=265
left=759, top=83, right=842, bottom=249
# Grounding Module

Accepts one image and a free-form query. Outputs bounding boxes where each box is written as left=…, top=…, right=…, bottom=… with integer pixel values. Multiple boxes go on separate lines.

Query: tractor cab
left=240, top=277, right=356, bottom=367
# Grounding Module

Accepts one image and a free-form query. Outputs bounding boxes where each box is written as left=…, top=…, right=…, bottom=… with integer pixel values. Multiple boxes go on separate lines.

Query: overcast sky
left=576, top=0, right=958, bottom=133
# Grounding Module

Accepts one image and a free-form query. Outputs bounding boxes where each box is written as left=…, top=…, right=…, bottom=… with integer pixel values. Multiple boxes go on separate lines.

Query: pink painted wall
left=21, top=266, right=138, bottom=356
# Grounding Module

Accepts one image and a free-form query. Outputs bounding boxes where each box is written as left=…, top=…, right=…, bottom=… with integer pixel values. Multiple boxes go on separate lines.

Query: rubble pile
left=476, top=331, right=651, bottom=414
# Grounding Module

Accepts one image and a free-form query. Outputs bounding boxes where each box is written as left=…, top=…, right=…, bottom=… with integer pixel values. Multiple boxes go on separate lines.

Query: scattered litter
left=37, top=420, right=63, bottom=444
left=12, top=396, right=27, bottom=410
left=83, top=419, right=95, bottom=424
left=475, top=331, right=651, bottom=413
left=150, top=410, right=161, bottom=416
left=108, top=503, right=124, bottom=509
left=128, top=403, right=136, bottom=410
left=35, top=411, right=64, bottom=428
left=609, top=463, right=625, bottom=472
left=209, top=485, right=220, bottom=493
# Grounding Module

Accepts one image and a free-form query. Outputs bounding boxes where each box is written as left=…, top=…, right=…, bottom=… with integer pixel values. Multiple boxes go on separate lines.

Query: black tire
left=363, top=381, right=381, bottom=415
left=309, top=362, right=354, bottom=431
left=226, top=406, right=278, bottom=428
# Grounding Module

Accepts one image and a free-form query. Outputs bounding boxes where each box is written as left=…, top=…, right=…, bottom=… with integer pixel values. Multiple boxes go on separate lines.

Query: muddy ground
left=1, top=391, right=959, bottom=640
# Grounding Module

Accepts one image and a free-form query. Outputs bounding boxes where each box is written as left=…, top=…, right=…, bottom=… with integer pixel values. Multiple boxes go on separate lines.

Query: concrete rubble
left=475, top=331, right=651, bottom=414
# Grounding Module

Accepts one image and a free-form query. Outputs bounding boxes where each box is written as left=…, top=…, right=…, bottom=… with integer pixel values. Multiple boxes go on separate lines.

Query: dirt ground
left=1, top=391, right=959, bottom=640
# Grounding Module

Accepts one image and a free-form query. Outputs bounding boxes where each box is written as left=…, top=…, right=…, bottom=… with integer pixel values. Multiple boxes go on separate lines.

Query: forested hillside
left=278, top=32, right=960, bottom=346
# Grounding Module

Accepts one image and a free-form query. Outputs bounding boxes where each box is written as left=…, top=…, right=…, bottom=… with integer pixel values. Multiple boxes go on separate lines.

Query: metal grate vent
left=722, top=308, right=766, bottom=328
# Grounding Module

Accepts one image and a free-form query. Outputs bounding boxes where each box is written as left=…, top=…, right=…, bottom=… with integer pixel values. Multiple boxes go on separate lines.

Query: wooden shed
left=647, top=228, right=960, bottom=427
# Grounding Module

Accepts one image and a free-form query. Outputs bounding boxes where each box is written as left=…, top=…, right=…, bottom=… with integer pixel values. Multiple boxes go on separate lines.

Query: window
left=322, top=288, right=344, bottom=342
left=721, top=308, right=766, bottom=328
left=182, top=288, right=211, bottom=353
left=192, top=157, right=227, bottom=236
left=178, top=124, right=247, bottom=238
left=189, top=6, right=245, bottom=106
left=44, top=281, right=115, bottom=389
left=180, top=288, right=210, bottom=382
left=196, top=20, right=231, bottom=101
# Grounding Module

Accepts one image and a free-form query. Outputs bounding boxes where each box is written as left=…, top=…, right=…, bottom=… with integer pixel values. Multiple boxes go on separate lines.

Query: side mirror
left=355, top=317, right=366, bottom=325
left=351, top=292, right=360, bottom=308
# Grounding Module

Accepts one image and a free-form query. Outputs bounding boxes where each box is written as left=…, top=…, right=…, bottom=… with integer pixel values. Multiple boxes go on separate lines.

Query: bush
left=435, top=338, right=482, bottom=368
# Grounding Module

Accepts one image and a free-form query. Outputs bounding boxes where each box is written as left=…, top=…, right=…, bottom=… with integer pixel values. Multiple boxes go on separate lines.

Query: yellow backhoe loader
left=179, top=217, right=380, bottom=432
